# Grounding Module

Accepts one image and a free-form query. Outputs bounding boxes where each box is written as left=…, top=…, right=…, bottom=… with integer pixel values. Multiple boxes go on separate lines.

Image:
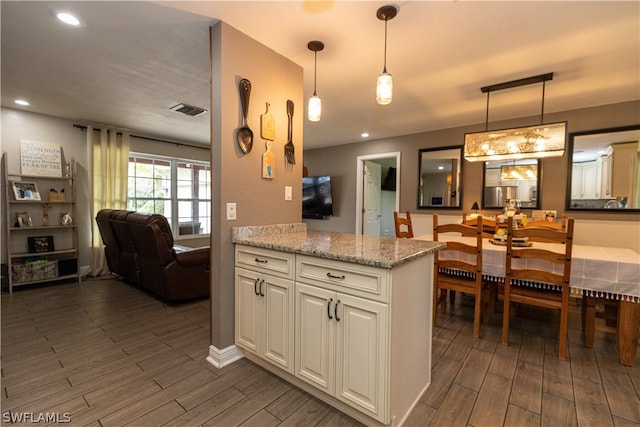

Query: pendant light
left=307, top=41, right=324, bottom=122
left=464, top=73, right=566, bottom=162
left=376, top=5, right=398, bottom=105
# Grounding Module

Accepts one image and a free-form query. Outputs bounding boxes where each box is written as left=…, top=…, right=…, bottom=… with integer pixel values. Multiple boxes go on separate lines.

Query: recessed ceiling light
left=52, top=10, right=84, bottom=27
left=438, top=166, right=444, bottom=170
left=14, top=99, right=30, bottom=106
left=361, top=132, right=370, bottom=138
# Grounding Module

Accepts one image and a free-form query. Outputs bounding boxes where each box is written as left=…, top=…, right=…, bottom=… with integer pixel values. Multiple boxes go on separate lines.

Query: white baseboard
left=206, top=344, right=244, bottom=369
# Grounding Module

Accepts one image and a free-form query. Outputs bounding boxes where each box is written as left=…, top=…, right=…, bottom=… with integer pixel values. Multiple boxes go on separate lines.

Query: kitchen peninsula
left=232, top=224, right=444, bottom=427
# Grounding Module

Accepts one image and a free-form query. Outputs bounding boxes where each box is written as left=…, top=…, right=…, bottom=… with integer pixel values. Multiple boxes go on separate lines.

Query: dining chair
left=462, top=213, right=498, bottom=238
left=393, top=211, right=414, bottom=238
left=521, top=214, right=567, bottom=242
left=433, top=213, right=490, bottom=337
left=502, top=215, right=575, bottom=360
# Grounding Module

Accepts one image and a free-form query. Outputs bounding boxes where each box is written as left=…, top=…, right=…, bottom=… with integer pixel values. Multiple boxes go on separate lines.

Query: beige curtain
left=88, top=126, right=130, bottom=276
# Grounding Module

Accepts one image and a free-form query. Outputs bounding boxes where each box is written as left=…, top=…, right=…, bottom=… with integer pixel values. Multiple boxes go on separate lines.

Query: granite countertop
left=232, top=223, right=444, bottom=269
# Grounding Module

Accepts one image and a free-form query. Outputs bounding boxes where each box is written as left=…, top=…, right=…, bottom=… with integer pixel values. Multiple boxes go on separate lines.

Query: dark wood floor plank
left=468, top=372, right=511, bottom=427
left=600, top=367, right=640, bottom=423
left=239, top=409, right=281, bottom=427
left=201, top=375, right=291, bottom=426
left=123, top=400, right=186, bottom=426
left=429, top=383, right=477, bottom=426
left=573, top=376, right=615, bottom=426
left=454, top=347, right=492, bottom=392
left=99, top=369, right=217, bottom=427
left=167, top=387, right=246, bottom=426
left=401, top=401, right=436, bottom=427
left=277, top=398, right=332, bottom=426
left=176, top=360, right=262, bottom=411
left=542, top=394, right=577, bottom=427
left=264, top=387, right=311, bottom=421
left=543, top=353, right=575, bottom=401
left=505, top=404, right=540, bottom=426
left=420, top=357, right=462, bottom=409
left=510, top=360, right=543, bottom=415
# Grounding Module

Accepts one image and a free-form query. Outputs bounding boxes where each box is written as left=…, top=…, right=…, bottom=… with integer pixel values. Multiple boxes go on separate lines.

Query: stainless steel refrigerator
left=484, top=186, right=518, bottom=207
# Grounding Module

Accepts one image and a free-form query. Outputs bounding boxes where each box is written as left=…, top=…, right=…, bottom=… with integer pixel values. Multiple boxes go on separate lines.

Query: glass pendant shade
left=308, top=94, right=321, bottom=122
left=376, top=72, right=393, bottom=105
left=464, top=122, right=566, bottom=162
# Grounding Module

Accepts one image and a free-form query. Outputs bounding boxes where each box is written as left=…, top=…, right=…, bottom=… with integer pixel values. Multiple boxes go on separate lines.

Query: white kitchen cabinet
left=571, top=161, right=599, bottom=199
left=611, top=142, right=638, bottom=206
left=233, top=238, right=435, bottom=427
left=234, top=246, right=295, bottom=374
left=296, top=282, right=388, bottom=419
left=599, top=154, right=612, bottom=198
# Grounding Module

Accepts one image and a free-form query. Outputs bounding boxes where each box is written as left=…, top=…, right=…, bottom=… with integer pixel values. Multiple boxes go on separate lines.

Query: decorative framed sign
left=20, top=140, right=63, bottom=177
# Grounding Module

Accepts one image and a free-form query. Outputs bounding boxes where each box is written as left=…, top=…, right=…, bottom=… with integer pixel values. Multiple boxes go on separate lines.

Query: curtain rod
left=73, top=123, right=210, bottom=151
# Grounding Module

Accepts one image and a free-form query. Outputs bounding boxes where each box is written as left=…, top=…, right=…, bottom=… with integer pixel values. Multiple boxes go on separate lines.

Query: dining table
left=415, top=233, right=640, bottom=365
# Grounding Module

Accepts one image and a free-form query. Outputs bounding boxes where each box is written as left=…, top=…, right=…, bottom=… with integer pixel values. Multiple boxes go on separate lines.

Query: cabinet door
left=335, top=293, right=388, bottom=420
left=582, top=162, right=598, bottom=199
left=601, top=155, right=612, bottom=198
left=235, top=267, right=261, bottom=353
left=295, top=283, right=336, bottom=395
left=262, top=275, right=294, bottom=373
left=571, top=164, right=583, bottom=199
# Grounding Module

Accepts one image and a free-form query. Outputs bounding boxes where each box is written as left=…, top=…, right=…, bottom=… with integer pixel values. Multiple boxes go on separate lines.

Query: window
left=128, top=154, right=211, bottom=236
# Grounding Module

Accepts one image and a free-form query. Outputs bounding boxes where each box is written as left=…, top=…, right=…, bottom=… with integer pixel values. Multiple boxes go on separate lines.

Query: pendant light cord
left=484, top=92, right=490, bottom=131
left=540, top=80, right=546, bottom=124
left=383, top=19, right=388, bottom=73
left=313, top=51, right=318, bottom=96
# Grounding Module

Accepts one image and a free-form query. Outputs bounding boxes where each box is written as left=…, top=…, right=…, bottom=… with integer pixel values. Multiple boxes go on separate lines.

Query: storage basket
left=11, top=260, right=58, bottom=283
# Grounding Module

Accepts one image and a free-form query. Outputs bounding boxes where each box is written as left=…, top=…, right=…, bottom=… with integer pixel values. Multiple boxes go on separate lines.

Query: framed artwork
left=27, top=236, right=54, bottom=253
left=12, top=181, right=41, bottom=201
left=15, top=212, right=33, bottom=227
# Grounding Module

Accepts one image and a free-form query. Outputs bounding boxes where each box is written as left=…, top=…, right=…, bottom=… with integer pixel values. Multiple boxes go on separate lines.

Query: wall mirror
left=567, top=125, right=640, bottom=211
left=482, top=159, right=541, bottom=209
left=418, top=146, right=462, bottom=208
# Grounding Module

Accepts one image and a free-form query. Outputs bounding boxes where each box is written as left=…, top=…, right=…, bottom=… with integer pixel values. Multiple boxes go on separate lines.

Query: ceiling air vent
left=170, top=103, right=207, bottom=117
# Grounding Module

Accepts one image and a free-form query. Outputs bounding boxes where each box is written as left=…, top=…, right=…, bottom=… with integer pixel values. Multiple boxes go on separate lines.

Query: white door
left=295, top=283, right=336, bottom=395
left=363, top=161, right=382, bottom=236
left=335, top=293, right=388, bottom=421
left=262, top=275, right=294, bottom=373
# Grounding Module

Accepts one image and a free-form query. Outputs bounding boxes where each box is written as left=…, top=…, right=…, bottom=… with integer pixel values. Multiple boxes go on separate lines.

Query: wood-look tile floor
left=1, top=277, right=639, bottom=426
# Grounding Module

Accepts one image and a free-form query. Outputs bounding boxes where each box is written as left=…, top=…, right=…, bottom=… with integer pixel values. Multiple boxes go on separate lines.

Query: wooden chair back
left=502, top=215, right=575, bottom=360
left=522, top=214, right=568, bottom=242
left=433, top=214, right=487, bottom=337
left=462, top=213, right=497, bottom=238
left=393, top=211, right=414, bottom=238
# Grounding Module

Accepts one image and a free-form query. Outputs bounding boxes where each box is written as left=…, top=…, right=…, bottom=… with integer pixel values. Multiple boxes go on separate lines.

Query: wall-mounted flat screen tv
left=302, top=175, right=334, bottom=219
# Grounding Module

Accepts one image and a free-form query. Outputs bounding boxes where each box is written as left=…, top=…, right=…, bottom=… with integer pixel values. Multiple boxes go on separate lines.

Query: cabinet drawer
left=296, top=255, right=389, bottom=303
left=235, top=245, right=294, bottom=280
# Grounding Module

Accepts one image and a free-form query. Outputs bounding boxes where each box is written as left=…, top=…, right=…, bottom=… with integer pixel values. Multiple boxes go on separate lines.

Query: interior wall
left=0, top=108, right=214, bottom=267
left=209, top=22, right=303, bottom=350
left=1, top=109, right=91, bottom=267
left=303, top=101, right=640, bottom=235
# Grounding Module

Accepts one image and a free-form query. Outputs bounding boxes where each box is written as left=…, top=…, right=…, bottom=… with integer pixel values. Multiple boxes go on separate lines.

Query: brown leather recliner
left=125, top=212, right=210, bottom=302
left=96, top=209, right=140, bottom=284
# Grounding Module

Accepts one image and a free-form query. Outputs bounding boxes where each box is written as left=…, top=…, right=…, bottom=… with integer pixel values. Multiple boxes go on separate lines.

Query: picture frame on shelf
left=11, top=181, right=41, bottom=201
left=15, top=212, right=33, bottom=227
left=27, top=236, right=54, bottom=253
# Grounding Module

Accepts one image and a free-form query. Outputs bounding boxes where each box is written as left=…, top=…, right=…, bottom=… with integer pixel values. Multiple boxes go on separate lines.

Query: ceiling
left=2, top=1, right=639, bottom=151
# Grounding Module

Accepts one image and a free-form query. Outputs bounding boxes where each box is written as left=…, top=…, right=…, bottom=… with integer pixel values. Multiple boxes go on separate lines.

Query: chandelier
left=464, top=73, right=566, bottom=162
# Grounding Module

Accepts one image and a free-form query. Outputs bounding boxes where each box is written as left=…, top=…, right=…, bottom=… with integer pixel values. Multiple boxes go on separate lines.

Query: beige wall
left=303, top=101, right=640, bottom=234
left=209, top=22, right=303, bottom=349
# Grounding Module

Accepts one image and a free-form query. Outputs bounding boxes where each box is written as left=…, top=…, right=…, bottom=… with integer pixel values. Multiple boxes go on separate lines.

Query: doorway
left=355, top=152, right=400, bottom=236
